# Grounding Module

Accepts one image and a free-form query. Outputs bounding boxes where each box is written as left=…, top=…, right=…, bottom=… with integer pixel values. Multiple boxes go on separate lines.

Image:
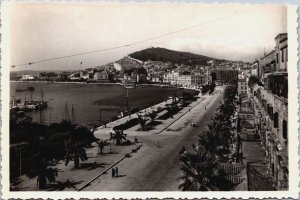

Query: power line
left=11, top=6, right=260, bottom=68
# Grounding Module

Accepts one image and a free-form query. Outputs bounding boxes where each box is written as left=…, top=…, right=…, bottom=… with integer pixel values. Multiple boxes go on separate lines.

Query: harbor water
left=10, top=82, right=192, bottom=125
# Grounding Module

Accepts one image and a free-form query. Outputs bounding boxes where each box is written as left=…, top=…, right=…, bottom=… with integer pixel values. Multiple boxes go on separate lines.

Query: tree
left=110, top=129, right=127, bottom=145
left=65, top=126, right=97, bottom=168
left=97, top=139, right=110, bottom=155
left=137, top=113, right=148, bottom=131
left=148, top=111, right=157, bottom=122
left=65, top=139, right=88, bottom=169
left=179, top=150, right=230, bottom=191
left=248, top=75, right=259, bottom=88
left=32, top=154, right=58, bottom=189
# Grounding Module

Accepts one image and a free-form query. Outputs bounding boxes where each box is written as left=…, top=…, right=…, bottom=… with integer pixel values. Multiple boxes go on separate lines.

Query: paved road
left=86, top=87, right=224, bottom=191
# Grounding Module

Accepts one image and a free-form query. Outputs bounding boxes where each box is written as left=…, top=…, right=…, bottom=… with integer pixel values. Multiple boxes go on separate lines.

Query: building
left=177, top=74, right=192, bottom=87
left=211, top=69, right=238, bottom=83
left=163, top=71, right=179, bottom=85
left=94, top=70, right=110, bottom=83
left=250, top=61, right=259, bottom=77
left=251, top=33, right=288, bottom=190
left=191, top=72, right=206, bottom=87
left=20, top=74, right=35, bottom=81
left=258, top=50, right=276, bottom=85
left=238, top=78, right=247, bottom=95
left=274, top=33, right=288, bottom=72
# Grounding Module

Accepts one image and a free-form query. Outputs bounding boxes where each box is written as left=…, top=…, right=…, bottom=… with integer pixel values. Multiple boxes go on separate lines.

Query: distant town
left=11, top=47, right=252, bottom=89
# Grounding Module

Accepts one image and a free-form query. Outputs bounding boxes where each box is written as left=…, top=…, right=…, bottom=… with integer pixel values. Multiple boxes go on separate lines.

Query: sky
left=8, top=2, right=287, bottom=71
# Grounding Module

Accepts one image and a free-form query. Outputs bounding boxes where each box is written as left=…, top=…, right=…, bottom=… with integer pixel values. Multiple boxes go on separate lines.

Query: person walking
left=115, top=167, right=119, bottom=177
left=156, top=141, right=160, bottom=148
left=112, top=167, right=115, bottom=178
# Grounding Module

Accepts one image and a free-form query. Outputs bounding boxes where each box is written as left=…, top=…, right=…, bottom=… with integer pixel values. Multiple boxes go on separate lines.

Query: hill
left=129, top=47, right=219, bottom=65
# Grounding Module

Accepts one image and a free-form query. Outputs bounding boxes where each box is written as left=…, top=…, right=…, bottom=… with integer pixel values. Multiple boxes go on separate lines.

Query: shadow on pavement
left=45, top=179, right=84, bottom=191
left=78, top=162, right=109, bottom=171
left=115, top=174, right=126, bottom=178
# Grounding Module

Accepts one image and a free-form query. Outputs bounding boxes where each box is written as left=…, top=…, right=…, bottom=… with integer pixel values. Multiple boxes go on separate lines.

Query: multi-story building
left=258, top=50, right=276, bottom=85
left=191, top=72, right=206, bottom=87
left=163, top=71, right=179, bottom=85
left=250, top=61, right=259, bottom=77
left=251, top=33, right=288, bottom=190
left=238, top=78, right=247, bottom=95
left=274, top=33, right=288, bottom=72
left=211, top=69, right=238, bottom=83
left=177, top=74, right=192, bottom=87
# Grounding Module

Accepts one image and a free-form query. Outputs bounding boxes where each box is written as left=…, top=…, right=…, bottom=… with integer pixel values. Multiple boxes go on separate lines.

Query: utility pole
left=49, top=107, right=53, bottom=124
left=126, top=88, right=129, bottom=112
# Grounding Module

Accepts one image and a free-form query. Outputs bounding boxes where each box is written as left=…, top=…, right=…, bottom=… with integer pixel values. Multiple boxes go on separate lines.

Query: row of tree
left=201, top=83, right=216, bottom=95
left=179, top=84, right=238, bottom=191
left=10, top=118, right=129, bottom=190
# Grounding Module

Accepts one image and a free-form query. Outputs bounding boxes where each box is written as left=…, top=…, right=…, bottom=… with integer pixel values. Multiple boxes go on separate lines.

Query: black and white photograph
left=1, top=2, right=299, bottom=199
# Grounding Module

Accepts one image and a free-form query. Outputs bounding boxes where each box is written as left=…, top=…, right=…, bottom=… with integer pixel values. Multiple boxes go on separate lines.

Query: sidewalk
left=234, top=140, right=266, bottom=191
left=94, top=95, right=206, bottom=137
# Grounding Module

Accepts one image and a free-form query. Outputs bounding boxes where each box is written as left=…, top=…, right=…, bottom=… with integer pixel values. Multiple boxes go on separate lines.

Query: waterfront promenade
left=13, top=86, right=224, bottom=191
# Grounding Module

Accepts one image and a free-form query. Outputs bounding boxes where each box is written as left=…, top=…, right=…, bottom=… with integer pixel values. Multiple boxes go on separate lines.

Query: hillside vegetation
left=129, top=47, right=220, bottom=65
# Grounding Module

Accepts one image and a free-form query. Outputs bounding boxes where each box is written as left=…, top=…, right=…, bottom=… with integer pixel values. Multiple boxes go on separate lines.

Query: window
left=283, top=120, right=287, bottom=140
left=277, top=53, right=279, bottom=63
left=274, top=112, right=279, bottom=128
left=281, top=49, right=284, bottom=63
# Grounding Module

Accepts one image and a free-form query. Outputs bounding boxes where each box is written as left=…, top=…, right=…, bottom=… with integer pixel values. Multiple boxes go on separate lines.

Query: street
left=86, top=87, right=224, bottom=191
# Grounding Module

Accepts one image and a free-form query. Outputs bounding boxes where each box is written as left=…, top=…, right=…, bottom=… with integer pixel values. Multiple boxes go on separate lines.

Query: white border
left=1, top=3, right=299, bottom=199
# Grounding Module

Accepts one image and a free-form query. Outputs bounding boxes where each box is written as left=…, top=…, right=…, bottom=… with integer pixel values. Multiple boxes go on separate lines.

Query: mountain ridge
left=129, top=47, right=226, bottom=65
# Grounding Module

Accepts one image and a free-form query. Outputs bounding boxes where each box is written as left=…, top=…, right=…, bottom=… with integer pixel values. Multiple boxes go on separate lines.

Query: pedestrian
left=112, top=167, right=115, bottom=178
left=205, top=106, right=206, bottom=110
left=115, top=167, right=119, bottom=177
left=156, top=141, right=160, bottom=148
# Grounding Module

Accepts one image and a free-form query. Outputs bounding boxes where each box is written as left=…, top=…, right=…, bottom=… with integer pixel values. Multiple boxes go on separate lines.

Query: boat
left=11, top=88, right=48, bottom=112
left=15, top=82, right=35, bottom=92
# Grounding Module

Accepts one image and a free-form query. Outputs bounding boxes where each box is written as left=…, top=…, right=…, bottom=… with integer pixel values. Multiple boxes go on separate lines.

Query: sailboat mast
left=64, top=103, right=70, bottom=122
left=41, top=88, right=44, bottom=102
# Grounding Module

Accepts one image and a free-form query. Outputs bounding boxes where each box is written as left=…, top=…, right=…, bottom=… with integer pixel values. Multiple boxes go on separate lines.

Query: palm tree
left=110, top=129, right=127, bottom=145
left=97, top=139, right=110, bottom=154
left=28, top=152, right=58, bottom=189
left=179, top=150, right=226, bottom=191
left=64, top=126, right=96, bottom=168
left=137, top=113, right=148, bottom=131
left=149, top=111, right=157, bottom=122
left=64, top=139, right=88, bottom=169
left=198, top=123, right=221, bottom=154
